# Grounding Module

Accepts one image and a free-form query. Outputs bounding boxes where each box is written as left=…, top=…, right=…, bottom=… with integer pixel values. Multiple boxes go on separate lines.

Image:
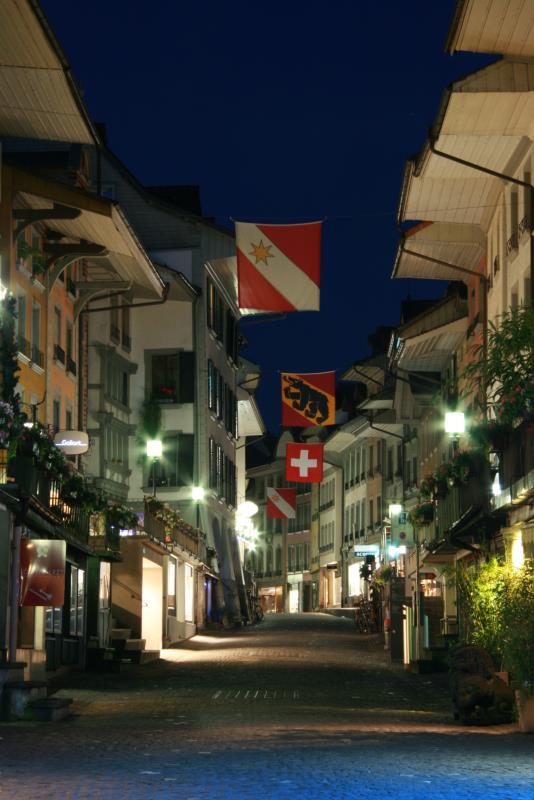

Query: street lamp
left=445, top=410, right=465, bottom=454
left=146, top=439, right=162, bottom=496
left=192, top=486, right=205, bottom=528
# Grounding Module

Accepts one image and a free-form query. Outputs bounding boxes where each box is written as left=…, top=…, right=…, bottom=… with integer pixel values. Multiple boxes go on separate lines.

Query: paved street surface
left=0, top=613, right=532, bottom=798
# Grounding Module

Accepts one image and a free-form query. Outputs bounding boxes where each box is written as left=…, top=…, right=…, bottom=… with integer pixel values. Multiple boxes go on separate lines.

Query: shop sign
left=390, top=508, right=414, bottom=547
left=354, top=544, right=380, bottom=558
left=20, top=539, right=66, bottom=606
left=53, top=430, right=89, bottom=455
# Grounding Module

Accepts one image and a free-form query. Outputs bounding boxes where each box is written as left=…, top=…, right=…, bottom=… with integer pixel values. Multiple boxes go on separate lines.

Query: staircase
left=110, top=628, right=160, bottom=667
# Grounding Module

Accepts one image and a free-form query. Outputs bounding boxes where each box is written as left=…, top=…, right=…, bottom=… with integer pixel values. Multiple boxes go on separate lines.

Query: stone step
left=110, top=628, right=132, bottom=640
left=123, top=639, right=146, bottom=651
left=2, top=681, right=48, bottom=720
left=28, top=697, right=72, bottom=722
left=131, top=650, right=161, bottom=665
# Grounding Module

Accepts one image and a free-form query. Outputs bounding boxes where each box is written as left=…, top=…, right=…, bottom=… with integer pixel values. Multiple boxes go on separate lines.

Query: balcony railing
left=506, top=215, right=529, bottom=255
left=143, top=502, right=205, bottom=559
left=434, top=456, right=490, bottom=541
left=67, top=356, right=77, bottom=376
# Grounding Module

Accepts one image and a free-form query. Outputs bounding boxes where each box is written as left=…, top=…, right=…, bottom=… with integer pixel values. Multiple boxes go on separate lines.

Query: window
left=387, top=448, right=393, bottom=481
left=66, top=321, right=75, bottom=373
left=53, top=398, right=61, bottom=431
left=207, top=278, right=224, bottom=340
left=288, top=544, right=295, bottom=572
left=17, top=294, right=27, bottom=352
left=151, top=353, right=178, bottom=403
left=275, top=546, right=282, bottom=573
left=69, top=566, right=85, bottom=637
left=303, top=542, right=310, bottom=570
left=110, top=298, right=120, bottom=341
left=208, top=360, right=216, bottom=410
left=45, top=606, right=62, bottom=634
left=151, top=433, right=194, bottom=488
left=54, top=307, right=62, bottom=347
left=369, top=499, right=374, bottom=527
left=105, top=362, right=130, bottom=408
left=167, top=558, right=177, bottom=616
left=31, top=301, right=41, bottom=363
left=266, top=546, right=273, bottom=573
left=376, top=495, right=382, bottom=524
left=121, top=304, right=131, bottom=350
left=66, top=407, right=73, bottom=431
left=295, top=544, right=303, bottom=571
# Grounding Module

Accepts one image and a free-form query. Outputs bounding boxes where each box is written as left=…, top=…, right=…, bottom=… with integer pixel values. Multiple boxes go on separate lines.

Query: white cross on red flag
left=285, top=443, right=324, bottom=484
left=266, top=487, right=297, bottom=519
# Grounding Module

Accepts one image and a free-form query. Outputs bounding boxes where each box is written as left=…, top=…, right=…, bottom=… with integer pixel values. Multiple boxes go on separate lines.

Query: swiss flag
left=267, top=487, right=296, bottom=519
left=235, top=221, right=322, bottom=312
left=285, top=443, right=324, bottom=484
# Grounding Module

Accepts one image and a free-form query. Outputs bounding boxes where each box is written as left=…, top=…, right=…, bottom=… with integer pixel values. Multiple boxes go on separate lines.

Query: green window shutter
left=178, top=351, right=195, bottom=403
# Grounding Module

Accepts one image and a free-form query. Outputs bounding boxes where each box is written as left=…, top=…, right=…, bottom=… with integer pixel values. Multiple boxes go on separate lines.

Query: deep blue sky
left=42, top=0, right=490, bottom=432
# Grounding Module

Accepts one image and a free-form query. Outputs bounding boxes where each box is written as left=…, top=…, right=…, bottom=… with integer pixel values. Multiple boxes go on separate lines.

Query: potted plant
left=409, top=501, right=435, bottom=526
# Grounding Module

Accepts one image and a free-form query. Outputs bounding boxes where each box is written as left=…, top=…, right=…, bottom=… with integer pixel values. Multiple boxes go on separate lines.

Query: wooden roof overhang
left=0, top=0, right=98, bottom=143
left=446, top=0, right=534, bottom=58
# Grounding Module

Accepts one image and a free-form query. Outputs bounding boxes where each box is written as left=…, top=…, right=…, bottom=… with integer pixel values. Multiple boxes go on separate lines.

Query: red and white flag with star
left=285, top=442, right=324, bottom=484
left=235, top=221, right=322, bottom=312
left=266, top=487, right=297, bottom=519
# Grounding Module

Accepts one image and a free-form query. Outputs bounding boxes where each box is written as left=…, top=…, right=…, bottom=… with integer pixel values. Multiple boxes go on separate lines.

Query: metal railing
left=506, top=214, right=529, bottom=255
left=31, top=345, right=44, bottom=368
left=54, top=344, right=65, bottom=364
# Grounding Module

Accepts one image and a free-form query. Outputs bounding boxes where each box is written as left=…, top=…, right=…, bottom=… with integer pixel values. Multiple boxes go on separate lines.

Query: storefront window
left=69, top=565, right=85, bottom=636
left=45, top=606, right=62, bottom=634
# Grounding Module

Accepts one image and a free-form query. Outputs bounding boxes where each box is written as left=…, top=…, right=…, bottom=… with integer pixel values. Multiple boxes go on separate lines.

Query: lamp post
left=146, top=439, right=162, bottom=497
left=444, top=410, right=465, bottom=455
left=192, top=486, right=205, bottom=529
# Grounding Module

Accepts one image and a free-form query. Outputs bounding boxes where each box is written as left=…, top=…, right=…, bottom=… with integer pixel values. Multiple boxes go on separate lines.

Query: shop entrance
left=142, top=557, right=163, bottom=651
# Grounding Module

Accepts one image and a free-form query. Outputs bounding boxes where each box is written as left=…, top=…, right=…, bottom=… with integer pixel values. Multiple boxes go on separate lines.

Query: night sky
left=42, top=0, right=491, bottom=432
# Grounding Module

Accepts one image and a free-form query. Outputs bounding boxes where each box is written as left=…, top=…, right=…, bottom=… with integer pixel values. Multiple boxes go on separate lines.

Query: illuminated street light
left=192, top=486, right=205, bottom=528
left=444, top=411, right=465, bottom=435
left=237, top=501, right=259, bottom=519
left=146, top=439, right=162, bottom=497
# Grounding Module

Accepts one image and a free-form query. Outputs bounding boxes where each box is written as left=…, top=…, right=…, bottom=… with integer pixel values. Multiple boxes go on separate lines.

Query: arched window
left=266, top=546, right=273, bottom=574
left=275, top=546, right=282, bottom=573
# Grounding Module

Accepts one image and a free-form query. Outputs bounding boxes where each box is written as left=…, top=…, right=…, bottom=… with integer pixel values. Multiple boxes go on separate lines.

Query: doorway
left=142, top=557, right=163, bottom=651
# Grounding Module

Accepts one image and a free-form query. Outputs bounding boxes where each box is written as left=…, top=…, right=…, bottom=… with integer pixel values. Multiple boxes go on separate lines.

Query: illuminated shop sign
left=354, top=544, right=380, bottom=558
left=53, top=431, right=89, bottom=455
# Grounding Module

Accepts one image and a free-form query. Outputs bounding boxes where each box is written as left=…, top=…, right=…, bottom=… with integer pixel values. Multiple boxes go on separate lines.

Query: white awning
left=393, top=221, right=486, bottom=281
left=0, top=0, right=97, bottom=143
left=15, top=184, right=164, bottom=297
left=238, top=396, right=265, bottom=437
left=397, top=316, right=468, bottom=373
left=446, top=0, right=534, bottom=58
left=399, top=59, right=534, bottom=231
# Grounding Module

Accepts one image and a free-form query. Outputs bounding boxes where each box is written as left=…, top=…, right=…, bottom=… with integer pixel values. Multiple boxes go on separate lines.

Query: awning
left=342, top=360, right=385, bottom=391
left=14, top=175, right=164, bottom=299
left=237, top=395, right=265, bottom=437
left=0, top=0, right=97, bottom=143
left=446, top=0, right=534, bottom=58
left=393, top=221, right=486, bottom=281
left=399, top=59, right=534, bottom=231
left=397, top=316, right=467, bottom=372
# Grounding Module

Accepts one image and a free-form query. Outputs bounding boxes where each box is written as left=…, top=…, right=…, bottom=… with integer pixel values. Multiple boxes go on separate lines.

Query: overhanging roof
left=446, top=0, right=534, bottom=58
left=397, top=316, right=467, bottom=372
left=399, top=59, right=534, bottom=231
left=342, top=357, right=385, bottom=390
left=238, top=396, right=265, bottom=438
left=0, top=0, right=98, bottom=143
left=393, top=221, right=486, bottom=281
left=13, top=172, right=164, bottom=298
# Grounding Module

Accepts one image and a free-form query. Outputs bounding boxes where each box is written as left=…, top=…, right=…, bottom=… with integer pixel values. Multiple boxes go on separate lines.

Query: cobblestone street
left=0, top=613, right=532, bottom=799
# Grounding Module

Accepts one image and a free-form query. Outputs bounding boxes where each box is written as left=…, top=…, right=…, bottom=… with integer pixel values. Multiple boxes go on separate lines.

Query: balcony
left=143, top=501, right=205, bottom=559
left=110, top=323, right=120, bottom=343
left=67, top=356, right=77, bottom=376
left=434, top=456, right=491, bottom=543
left=495, top=421, right=534, bottom=507
left=54, top=344, right=65, bottom=365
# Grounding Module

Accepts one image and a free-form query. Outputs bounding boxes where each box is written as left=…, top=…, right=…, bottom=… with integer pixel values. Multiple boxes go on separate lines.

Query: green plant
left=408, top=501, right=435, bottom=527
left=500, top=563, right=534, bottom=698
left=462, top=305, right=534, bottom=425
left=107, top=503, right=138, bottom=530
left=0, top=296, right=20, bottom=416
left=17, top=240, right=45, bottom=275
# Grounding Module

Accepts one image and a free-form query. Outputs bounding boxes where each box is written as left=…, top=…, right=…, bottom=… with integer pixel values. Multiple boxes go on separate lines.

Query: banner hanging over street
left=281, top=371, right=335, bottom=426
left=266, top=487, right=297, bottom=519
left=235, top=221, right=322, bottom=312
left=285, top=442, right=324, bottom=483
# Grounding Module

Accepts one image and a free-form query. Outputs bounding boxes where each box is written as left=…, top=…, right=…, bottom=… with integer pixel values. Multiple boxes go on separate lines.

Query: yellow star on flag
left=249, top=239, right=274, bottom=266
